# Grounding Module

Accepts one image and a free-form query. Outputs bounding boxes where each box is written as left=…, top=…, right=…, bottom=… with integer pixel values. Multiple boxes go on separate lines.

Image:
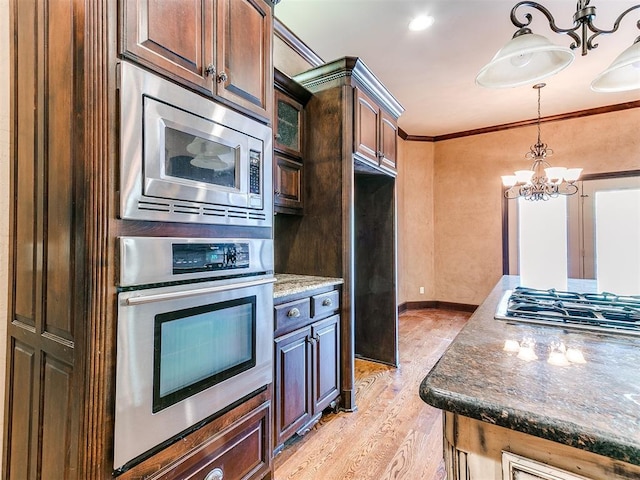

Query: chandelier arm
left=585, top=5, right=640, bottom=51
left=510, top=1, right=582, bottom=49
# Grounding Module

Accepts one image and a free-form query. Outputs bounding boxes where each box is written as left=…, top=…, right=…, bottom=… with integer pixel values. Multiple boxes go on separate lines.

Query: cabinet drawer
left=153, top=402, right=271, bottom=480
left=311, top=290, right=340, bottom=318
left=274, top=298, right=311, bottom=336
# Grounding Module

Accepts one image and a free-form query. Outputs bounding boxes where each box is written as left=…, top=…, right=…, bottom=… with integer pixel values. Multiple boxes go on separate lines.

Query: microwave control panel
left=172, top=243, right=250, bottom=275
left=249, top=150, right=261, bottom=195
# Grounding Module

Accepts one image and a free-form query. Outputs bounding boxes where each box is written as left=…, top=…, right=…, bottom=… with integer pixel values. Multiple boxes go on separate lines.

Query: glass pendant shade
left=564, top=168, right=583, bottom=183
left=591, top=40, right=640, bottom=92
left=502, top=175, right=518, bottom=187
left=476, top=31, right=575, bottom=88
left=515, top=170, right=535, bottom=184
left=544, top=166, right=567, bottom=184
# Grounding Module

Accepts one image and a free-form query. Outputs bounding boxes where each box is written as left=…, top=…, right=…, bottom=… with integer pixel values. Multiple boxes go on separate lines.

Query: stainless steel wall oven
left=113, top=237, right=274, bottom=473
left=118, top=61, right=273, bottom=227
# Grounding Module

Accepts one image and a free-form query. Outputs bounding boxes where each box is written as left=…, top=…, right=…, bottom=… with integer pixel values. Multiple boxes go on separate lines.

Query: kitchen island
left=420, top=275, right=640, bottom=480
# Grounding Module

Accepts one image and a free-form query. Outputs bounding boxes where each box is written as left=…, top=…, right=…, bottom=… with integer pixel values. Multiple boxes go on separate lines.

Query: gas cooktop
left=495, top=286, right=640, bottom=336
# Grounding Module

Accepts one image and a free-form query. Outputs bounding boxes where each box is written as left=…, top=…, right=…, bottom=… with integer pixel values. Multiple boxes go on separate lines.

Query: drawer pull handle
left=287, top=307, right=301, bottom=318
left=204, top=468, right=224, bottom=480
left=322, top=298, right=333, bottom=307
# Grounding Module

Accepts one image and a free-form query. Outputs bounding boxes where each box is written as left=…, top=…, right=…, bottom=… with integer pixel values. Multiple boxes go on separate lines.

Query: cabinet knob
left=204, top=64, right=216, bottom=77
left=274, top=189, right=281, bottom=195
left=204, top=467, right=224, bottom=480
left=322, top=298, right=333, bottom=307
left=217, top=71, right=228, bottom=84
left=377, top=151, right=383, bottom=158
left=287, top=307, right=301, bottom=318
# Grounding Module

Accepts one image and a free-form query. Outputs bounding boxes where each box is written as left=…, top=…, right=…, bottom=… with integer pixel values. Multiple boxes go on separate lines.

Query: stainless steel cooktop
left=495, top=286, right=640, bottom=336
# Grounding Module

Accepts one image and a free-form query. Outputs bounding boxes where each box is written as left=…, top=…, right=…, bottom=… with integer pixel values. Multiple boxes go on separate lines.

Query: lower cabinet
left=118, top=390, right=272, bottom=480
left=273, top=287, right=341, bottom=452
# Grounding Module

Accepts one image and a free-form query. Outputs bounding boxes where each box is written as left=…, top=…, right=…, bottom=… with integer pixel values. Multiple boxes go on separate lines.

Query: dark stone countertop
left=273, top=273, right=343, bottom=299
left=420, top=275, right=640, bottom=466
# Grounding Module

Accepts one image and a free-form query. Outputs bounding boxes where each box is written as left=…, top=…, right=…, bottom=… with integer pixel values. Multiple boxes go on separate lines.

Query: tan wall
left=0, top=0, right=9, bottom=462
left=432, top=108, right=640, bottom=305
left=397, top=139, right=435, bottom=304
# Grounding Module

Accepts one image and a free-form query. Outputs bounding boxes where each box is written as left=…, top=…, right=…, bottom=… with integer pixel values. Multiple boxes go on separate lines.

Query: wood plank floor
left=273, top=308, right=470, bottom=480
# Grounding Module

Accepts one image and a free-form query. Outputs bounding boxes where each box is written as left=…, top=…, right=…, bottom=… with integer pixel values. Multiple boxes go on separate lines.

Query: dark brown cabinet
left=273, top=58, right=404, bottom=411
left=121, top=0, right=273, bottom=121
left=6, top=1, right=275, bottom=478
left=273, top=287, right=341, bottom=452
left=119, top=392, right=272, bottom=480
left=274, top=154, right=304, bottom=212
left=273, top=69, right=312, bottom=214
left=354, top=87, right=399, bottom=173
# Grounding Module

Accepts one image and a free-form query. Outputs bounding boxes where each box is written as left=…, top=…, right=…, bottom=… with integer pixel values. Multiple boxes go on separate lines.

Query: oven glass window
left=164, top=127, right=238, bottom=189
left=153, top=296, right=256, bottom=413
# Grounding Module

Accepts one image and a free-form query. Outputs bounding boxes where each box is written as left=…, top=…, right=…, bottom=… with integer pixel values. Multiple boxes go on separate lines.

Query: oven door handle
left=124, top=278, right=277, bottom=306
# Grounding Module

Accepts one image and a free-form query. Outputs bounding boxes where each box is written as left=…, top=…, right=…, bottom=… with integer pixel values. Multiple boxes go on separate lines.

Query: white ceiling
left=274, top=0, right=640, bottom=137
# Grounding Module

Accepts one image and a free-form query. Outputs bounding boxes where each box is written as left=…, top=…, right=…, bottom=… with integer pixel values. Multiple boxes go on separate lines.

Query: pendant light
left=476, top=1, right=640, bottom=92
left=501, top=83, right=583, bottom=201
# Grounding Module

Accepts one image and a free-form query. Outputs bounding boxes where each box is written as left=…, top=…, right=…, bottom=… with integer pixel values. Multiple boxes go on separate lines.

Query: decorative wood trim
left=401, top=100, right=640, bottom=142
left=399, top=301, right=477, bottom=313
left=273, top=17, right=324, bottom=68
left=293, top=57, right=404, bottom=119
left=398, top=127, right=434, bottom=142
left=81, top=0, right=116, bottom=477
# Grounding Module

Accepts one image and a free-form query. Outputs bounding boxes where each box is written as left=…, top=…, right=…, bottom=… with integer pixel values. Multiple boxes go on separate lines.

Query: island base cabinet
left=443, top=412, right=640, bottom=480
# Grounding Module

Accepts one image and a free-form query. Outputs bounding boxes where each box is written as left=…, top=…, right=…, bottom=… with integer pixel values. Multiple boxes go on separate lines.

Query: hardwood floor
left=273, top=308, right=470, bottom=480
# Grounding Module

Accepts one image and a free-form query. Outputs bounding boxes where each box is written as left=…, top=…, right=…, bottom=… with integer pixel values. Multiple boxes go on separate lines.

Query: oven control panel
left=172, top=243, right=250, bottom=274
left=118, top=237, right=273, bottom=287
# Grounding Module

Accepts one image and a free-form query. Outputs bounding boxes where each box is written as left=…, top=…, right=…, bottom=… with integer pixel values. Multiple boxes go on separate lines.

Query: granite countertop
left=420, top=275, right=640, bottom=466
left=273, top=273, right=343, bottom=299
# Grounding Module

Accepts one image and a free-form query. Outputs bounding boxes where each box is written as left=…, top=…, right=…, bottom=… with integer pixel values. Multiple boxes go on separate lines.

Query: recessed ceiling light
left=408, top=15, right=434, bottom=32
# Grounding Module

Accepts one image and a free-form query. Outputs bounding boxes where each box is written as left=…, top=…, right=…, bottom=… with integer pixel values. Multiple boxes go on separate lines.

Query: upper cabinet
left=294, top=57, right=403, bottom=176
left=120, top=0, right=273, bottom=122
left=273, top=69, right=312, bottom=214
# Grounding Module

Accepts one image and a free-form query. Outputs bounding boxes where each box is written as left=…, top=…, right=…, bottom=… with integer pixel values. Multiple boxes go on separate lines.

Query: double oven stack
left=114, top=62, right=274, bottom=472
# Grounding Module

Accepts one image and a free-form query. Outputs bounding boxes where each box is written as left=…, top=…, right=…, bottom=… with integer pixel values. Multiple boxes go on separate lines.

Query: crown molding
left=294, top=56, right=405, bottom=119
left=401, top=100, right=640, bottom=143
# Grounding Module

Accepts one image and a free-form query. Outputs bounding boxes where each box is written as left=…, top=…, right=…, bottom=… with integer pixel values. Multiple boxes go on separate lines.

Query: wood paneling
left=6, top=0, right=113, bottom=477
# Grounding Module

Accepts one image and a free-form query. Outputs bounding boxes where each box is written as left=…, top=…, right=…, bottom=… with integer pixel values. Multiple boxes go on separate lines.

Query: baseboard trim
left=399, top=301, right=478, bottom=314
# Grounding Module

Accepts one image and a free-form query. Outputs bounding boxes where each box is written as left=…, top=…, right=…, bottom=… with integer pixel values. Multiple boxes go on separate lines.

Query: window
left=506, top=174, right=640, bottom=295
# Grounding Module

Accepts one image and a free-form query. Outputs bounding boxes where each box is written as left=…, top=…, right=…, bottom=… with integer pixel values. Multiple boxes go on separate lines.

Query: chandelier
left=476, top=1, right=640, bottom=91
left=502, top=83, right=582, bottom=201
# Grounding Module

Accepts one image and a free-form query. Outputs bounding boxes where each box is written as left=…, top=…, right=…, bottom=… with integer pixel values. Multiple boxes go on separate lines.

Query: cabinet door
left=379, top=109, right=398, bottom=173
left=121, top=0, right=215, bottom=95
left=216, top=0, right=273, bottom=120
left=354, top=88, right=380, bottom=167
left=275, top=91, right=304, bottom=158
left=274, top=155, right=303, bottom=213
left=312, top=315, right=340, bottom=414
left=274, top=328, right=312, bottom=447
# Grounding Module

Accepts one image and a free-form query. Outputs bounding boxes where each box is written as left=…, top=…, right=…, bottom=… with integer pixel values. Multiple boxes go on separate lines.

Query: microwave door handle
left=124, top=277, right=276, bottom=306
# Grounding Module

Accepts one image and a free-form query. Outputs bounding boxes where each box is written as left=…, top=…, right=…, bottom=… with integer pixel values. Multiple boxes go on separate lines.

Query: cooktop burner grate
left=495, top=287, right=640, bottom=336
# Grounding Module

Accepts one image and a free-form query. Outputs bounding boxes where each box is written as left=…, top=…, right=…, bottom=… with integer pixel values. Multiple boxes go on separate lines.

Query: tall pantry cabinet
left=5, top=1, right=275, bottom=478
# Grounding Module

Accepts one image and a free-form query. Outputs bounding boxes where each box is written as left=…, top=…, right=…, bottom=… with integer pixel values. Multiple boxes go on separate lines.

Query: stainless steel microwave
left=118, top=61, right=273, bottom=227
